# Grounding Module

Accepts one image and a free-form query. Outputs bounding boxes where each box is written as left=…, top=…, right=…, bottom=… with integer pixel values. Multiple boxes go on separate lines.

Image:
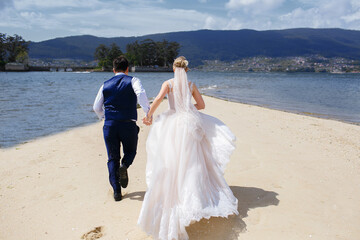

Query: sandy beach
left=1, top=95, right=359, bottom=240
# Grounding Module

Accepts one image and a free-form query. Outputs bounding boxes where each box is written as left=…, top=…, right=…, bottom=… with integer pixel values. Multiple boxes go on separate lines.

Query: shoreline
left=1, top=95, right=359, bottom=239
left=1, top=94, right=358, bottom=149
left=2, top=69, right=360, bottom=73
left=0, top=66, right=173, bottom=73
left=202, top=94, right=360, bottom=126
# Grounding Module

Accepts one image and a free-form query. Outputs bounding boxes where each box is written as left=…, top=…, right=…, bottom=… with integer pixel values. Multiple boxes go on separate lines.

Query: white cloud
left=225, top=0, right=285, bottom=13
left=277, top=0, right=360, bottom=29
left=224, top=18, right=243, bottom=30
left=11, top=0, right=164, bottom=10
left=227, top=0, right=262, bottom=8
left=13, top=0, right=100, bottom=9
left=342, top=10, right=360, bottom=22
left=1, top=0, right=359, bottom=41
left=352, top=0, right=360, bottom=8
left=0, top=8, right=23, bottom=28
left=1, top=0, right=224, bottom=40
left=223, top=0, right=360, bottom=30
left=279, top=8, right=322, bottom=28
left=47, top=7, right=218, bottom=37
left=204, top=16, right=216, bottom=29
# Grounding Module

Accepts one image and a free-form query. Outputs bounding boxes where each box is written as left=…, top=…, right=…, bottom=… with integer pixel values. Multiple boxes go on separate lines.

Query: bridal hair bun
left=173, top=56, right=189, bottom=71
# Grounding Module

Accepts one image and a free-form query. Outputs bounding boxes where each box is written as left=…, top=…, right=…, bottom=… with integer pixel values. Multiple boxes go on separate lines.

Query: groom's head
left=113, top=55, right=129, bottom=73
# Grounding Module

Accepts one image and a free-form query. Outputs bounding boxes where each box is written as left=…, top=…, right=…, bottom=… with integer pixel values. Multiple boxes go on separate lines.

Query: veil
left=173, top=67, right=205, bottom=141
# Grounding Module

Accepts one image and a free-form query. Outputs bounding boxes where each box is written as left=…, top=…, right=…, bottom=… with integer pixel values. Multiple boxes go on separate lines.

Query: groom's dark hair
left=113, top=55, right=129, bottom=72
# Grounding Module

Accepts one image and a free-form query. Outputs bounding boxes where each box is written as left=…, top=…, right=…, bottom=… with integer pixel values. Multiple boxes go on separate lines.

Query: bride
left=137, top=56, right=238, bottom=240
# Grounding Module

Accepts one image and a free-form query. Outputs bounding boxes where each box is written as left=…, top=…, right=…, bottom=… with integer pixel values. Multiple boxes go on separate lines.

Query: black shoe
left=114, top=191, right=122, bottom=201
left=119, top=165, right=129, bottom=188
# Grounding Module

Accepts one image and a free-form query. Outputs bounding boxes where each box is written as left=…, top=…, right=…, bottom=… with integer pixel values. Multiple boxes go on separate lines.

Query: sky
left=0, top=0, right=360, bottom=42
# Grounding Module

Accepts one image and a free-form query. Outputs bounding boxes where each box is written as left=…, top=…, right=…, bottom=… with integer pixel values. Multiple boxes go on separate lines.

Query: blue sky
left=1, top=0, right=359, bottom=42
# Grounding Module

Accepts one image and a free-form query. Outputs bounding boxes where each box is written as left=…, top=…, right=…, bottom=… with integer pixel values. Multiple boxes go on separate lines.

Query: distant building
left=5, top=63, right=28, bottom=71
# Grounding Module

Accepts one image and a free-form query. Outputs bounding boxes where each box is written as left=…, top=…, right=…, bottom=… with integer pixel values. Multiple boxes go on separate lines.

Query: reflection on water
left=0, top=71, right=359, bottom=148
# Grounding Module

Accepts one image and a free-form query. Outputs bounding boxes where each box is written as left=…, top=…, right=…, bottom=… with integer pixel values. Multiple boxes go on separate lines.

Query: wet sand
left=1, top=95, right=359, bottom=240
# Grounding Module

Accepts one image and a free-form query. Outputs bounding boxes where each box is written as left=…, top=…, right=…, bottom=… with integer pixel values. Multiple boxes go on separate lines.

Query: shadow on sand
left=186, top=186, right=279, bottom=240
left=123, top=191, right=146, bottom=201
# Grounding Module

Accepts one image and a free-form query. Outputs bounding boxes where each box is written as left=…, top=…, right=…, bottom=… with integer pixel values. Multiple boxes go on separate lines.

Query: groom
left=93, top=55, right=151, bottom=201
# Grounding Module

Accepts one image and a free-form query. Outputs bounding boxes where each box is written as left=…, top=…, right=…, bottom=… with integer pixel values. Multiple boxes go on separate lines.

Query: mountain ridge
left=28, top=28, right=360, bottom=66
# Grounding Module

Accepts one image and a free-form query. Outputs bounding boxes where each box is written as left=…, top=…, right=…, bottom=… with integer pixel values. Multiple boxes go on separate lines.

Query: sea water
left=0, top=71, right=359, bottom=148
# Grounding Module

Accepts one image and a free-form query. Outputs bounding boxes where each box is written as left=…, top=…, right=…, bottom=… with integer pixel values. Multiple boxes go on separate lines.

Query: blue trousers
left=103, top=120, right=139, bottom=192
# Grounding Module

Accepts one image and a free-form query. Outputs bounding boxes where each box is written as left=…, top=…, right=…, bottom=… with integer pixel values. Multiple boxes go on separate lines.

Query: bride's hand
left=142, top=117, right=149, bottom=125
left=146, top=115, right=153, bottom=125
left=143, top=115, right=153, bottom=126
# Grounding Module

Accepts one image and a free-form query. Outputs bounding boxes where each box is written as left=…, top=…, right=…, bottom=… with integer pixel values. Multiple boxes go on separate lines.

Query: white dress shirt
left=93, top=72, right=150, bottom=120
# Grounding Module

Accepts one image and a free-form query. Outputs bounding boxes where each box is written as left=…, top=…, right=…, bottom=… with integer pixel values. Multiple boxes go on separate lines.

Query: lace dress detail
left=138, top=70, right=238, bottom=240
left=167, top=79, right=194, bottom=109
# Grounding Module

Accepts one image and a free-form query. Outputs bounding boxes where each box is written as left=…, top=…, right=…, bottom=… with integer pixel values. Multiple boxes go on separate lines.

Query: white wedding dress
left=137, top=68, right=238, bottom=240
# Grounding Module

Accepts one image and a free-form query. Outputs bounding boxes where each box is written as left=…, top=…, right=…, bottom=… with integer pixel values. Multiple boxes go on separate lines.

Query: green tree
left=156, top=40, right=168, bottom=67
left=0, top=33, right=6, bottom=63
left=94, top=44, right=108, bottom=61
left=125, top=39, right=180, bottom=67
left=140, top=39, right=157, bottom=66
left=108, top=43, right=123, bottom=63
left=126, top=40, right=141, bottom=66
left=6, top=34, right=29, bottom=62
left=0, top=33, right=29, bottom=70
left=94, top=44, right=111, bottom=69
left=156, top=40, right=180, bottom=67
left=166, top=41, right=180, bottom=66
left=94, top=43, right=123, bottom=70
left=16, top=50, right=29, bottom=64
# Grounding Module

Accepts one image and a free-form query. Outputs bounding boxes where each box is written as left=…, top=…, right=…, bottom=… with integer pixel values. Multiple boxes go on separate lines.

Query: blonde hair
left=173, top=56, right=189, bottom=71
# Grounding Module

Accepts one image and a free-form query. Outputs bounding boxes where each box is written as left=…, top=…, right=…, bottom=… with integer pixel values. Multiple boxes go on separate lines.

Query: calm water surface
left=0, top=71, right=359, bottom=148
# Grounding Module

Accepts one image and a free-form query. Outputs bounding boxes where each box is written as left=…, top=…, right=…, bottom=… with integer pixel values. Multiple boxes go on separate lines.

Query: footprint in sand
left=81, top=226, right=104, bottom=240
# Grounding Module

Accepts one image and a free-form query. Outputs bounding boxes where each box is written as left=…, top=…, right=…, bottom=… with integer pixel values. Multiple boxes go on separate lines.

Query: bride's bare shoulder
left=160, top=79, right=173, bottom=93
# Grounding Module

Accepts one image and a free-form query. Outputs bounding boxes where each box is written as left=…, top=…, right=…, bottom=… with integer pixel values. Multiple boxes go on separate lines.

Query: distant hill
left=29, top=28, right=360, bottom=66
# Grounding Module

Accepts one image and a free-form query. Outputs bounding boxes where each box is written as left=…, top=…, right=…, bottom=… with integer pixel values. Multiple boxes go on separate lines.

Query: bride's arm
left=192, top=83, right=205, bottom=110
left=146, top=81, right=169, bottom=119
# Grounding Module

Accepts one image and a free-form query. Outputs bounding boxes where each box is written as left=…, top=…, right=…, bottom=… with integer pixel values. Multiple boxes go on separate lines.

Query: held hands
left=142, top=115, right=153, bottom=126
